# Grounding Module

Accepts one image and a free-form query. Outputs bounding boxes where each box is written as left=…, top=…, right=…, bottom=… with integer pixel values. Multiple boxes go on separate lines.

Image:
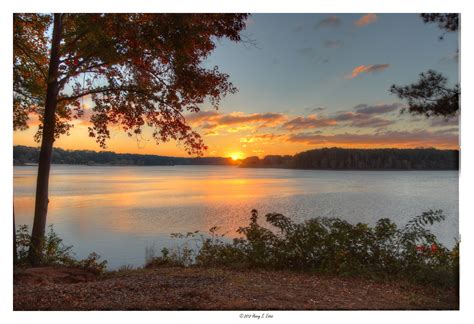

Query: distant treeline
left=240, top=148, right=459, bottom=170
left=13, top=146, right=236, bottom=166
left=14, top=146, right=459, bottom=170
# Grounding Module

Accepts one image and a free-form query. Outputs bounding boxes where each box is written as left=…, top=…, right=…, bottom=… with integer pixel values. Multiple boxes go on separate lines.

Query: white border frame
left=1, top=1, right=472, bottom=323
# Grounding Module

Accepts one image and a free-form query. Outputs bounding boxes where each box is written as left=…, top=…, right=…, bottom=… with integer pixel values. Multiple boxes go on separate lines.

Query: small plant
left=15, top=224, right=107, bottom=274
left=74, top=252, right=108, bottom=274
left=15, top=224, right=32, bottom=263
left=145, top=231, right=204, bottom=268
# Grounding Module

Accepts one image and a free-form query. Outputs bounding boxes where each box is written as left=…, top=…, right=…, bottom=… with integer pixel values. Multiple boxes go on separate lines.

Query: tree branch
left=14, top=42, right=47, bottom=80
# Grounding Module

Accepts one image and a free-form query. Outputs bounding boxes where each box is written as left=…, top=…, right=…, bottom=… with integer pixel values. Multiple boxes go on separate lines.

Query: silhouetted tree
left=241, top=148, right=458, bottom=170
left=14, top=13, right=249, bottom=265
left=420, top=13, right=459, bottom=39
left=390, top=70, right=459, bottom=117
left=13, top=145, right=237, bottom=166
left=389, top=13, right=459, bottom=118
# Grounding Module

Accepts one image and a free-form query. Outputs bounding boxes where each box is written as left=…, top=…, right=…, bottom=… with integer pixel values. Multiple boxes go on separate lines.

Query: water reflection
left=14, top=165, right=459, bottom=268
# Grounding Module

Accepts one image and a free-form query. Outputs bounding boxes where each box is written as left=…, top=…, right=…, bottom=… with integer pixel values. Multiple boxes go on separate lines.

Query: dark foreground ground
left=14, top=266, right=459, bottom=310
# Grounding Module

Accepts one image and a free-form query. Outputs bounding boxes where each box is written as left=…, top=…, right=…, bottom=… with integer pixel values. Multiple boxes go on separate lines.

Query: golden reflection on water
left=14, top=166, right=296, bottom=238
left=13, top=165, right=459, bottom=268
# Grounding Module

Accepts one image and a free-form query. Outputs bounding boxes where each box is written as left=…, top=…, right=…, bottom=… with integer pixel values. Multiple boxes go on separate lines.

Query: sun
left=230, top=152, right=244, bottom=161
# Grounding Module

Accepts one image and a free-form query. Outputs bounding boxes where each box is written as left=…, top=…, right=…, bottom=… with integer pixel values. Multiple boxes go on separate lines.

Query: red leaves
left=15, top=14, right=249, bottom=155
left=416, top=243, right=438, bottom=254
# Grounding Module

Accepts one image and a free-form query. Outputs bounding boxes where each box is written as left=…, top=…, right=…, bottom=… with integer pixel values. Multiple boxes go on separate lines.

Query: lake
left=13, top=165, right=459, bottom=269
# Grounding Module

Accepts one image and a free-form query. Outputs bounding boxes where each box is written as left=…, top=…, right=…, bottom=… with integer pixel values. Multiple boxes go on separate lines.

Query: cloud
left=333, top=111, right=394, bottom=128
left=219, top=112, right=286, bottom=126
left=315, top=16, right=341, bottom=29
left=354, top=103, right=402, bottom=115
left=240, top=133, right=284, bottom=143
left=253, top=133, right=284, bottom=140
left=346, top=64, right=390, bottom=79
left=349, top=117, right=394, bottom=128
left=281, top=105, right=398, bottom=132
left=186, top=110, right=287, bottom=131
left=204, top=131, right=219, bottom=136
left=333, top=112, right=360, bottom=122
left=281, top=115, right=338, bottom=131
left=305, top=106, right=326, bottom=113
left=323, top=40, right=343, bottom=48
left=429, top=116, right=459, bottom=127
left=435, top=127, right=459, bottom=135
left=185, top=110, right=220, bottom=123
left=287, top=129, right=458, bottom=149
left=355, top=14, right=378, bottom=27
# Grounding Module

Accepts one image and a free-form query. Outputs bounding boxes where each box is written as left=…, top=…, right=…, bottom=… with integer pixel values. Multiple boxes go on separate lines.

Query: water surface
left=14, top=165, right=459, bottom=268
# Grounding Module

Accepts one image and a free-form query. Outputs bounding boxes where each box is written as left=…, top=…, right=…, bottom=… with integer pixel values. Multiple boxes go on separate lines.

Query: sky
left=13, top=13, right=460, bottom=158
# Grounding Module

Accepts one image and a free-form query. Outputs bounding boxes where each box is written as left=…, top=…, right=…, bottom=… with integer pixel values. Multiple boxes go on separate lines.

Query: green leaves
left=15, top=224, right=107, bottom=273
left=187, top=209, right=457, bottom=287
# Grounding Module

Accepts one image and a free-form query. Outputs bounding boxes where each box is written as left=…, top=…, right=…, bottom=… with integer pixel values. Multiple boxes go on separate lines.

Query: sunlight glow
left=230, top=152, right=244, bottom=161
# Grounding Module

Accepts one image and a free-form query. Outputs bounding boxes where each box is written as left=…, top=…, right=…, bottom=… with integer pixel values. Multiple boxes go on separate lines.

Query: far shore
left=14, top=163, right=459, bottom=171
left=14, top=146, right=459, bottom=170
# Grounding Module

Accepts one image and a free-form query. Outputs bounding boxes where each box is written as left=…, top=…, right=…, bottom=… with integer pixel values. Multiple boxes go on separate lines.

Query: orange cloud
left=240, top=133, right=285, bottom=143
left=355, top=14, right=378, bottom=27
left=186, top=110, right=287, bottom=131
left=346, top=64, right=389, bottom=79
left=281, top=115, right=338, bottom=130
left=287, top=129, right=459, bottom=149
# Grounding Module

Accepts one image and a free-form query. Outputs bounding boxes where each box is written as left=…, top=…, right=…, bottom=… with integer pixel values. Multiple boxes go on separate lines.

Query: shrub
left=145, top=231, right=202, bottom=268
left=15, top=224, right=107, bottom=274
left=155, top=209, right=459, bottom=287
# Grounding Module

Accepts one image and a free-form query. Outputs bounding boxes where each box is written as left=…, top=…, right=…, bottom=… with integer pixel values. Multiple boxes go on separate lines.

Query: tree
left=389, top=13, right=459, bottom=118
left=13, top=13, right=249, bottom=265
left=420, top=13, right=459, bottom=39
left=389, top=70, right=459, bottom=118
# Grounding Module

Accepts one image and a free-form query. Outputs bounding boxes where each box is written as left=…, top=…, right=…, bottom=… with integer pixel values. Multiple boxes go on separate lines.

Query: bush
left=145, top=231, right=202, bottom=268
left=15, top=224, right=107, bottom=274
left=153, top=209, right=459, bottom=287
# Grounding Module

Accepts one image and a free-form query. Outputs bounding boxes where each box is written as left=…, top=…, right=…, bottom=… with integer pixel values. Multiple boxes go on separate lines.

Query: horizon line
left=13, top=144, right=460, bottom=160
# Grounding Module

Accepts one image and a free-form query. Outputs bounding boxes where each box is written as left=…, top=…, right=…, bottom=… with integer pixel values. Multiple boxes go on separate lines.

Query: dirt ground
left=13, top=266, right=459, bottom=310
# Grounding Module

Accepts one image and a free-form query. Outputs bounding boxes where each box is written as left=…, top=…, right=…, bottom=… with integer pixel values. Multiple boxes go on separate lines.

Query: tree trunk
left=28, top=13, right=63, bottom=266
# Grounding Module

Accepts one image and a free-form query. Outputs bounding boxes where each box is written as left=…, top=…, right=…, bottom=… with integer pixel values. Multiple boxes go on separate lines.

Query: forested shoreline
left=14, top=145, right=459, bottom=170
left=240, top=148, right=459, bottom=170
left=13, top=146, right=237, bottom=166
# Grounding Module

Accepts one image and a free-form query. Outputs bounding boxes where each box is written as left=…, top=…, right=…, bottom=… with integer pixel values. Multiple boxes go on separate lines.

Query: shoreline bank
left=14, top=265, right=459, bottom=310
